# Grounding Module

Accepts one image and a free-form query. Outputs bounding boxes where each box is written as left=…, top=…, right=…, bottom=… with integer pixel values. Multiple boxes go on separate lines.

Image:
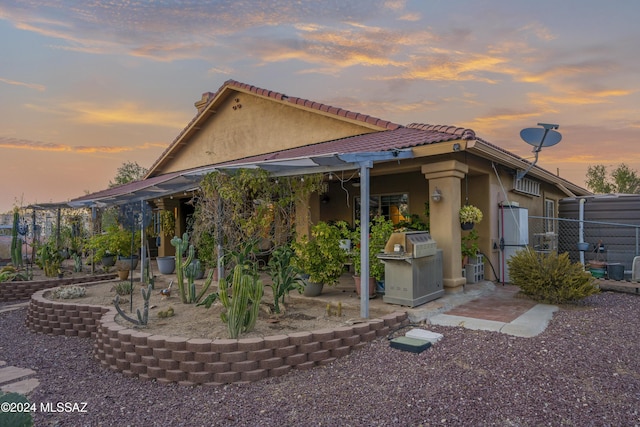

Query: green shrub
left=0, top=392, right=33, bottom=427
left=507, top=248, right=599, bottom=304
left=113, top=281, right=133, bottom=296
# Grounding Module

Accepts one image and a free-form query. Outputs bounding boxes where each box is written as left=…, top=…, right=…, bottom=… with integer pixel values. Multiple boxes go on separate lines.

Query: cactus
left=185, top=257, right=199, bottom=303
left=171, top=233, right=193, bottom=303
left=218, top=264, right=264, bottom=338
left=10, top=210, right=22, bottom=268
left=113, top=284, right=153, bottom=326
left=171, top=233, right=212, bottom=304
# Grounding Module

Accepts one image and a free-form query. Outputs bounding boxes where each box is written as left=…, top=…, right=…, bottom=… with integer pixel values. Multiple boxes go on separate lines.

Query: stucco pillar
left=295, top=192, right=320, bottom=239
left=422, top=161, right=468, bottom=292
left=155, top=198, right=179, bottom=257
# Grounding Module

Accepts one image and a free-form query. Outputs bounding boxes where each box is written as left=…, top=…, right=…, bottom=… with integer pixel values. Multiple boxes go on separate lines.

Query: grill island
left=377, top=231, right=444, bottom=307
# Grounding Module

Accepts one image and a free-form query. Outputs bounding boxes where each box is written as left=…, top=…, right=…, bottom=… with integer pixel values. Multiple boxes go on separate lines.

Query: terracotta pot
left=117, top=270, right=130, bottom=280
left=353, top=276, right=376, bottom=297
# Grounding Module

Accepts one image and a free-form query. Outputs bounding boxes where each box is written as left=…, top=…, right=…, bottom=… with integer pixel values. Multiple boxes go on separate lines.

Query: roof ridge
left=146, top=79, right=403, bottom=177
left=406, top=122, right=475, bottom=140
left=223, top=79, right=401, bottom=130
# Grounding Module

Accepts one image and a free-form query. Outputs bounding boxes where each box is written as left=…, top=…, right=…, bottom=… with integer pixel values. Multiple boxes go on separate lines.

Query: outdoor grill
left=378, top=231, right=443, bottom=307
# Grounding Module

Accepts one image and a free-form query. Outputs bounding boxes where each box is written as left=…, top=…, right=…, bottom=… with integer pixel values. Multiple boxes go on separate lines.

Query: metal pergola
left=60, top=149, right=414, bottom=318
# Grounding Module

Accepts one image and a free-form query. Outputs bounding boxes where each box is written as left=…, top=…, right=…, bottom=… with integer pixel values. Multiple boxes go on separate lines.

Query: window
left=544, top=199, right=556, bottom=233
left=354, top=193, right=408, bottom=225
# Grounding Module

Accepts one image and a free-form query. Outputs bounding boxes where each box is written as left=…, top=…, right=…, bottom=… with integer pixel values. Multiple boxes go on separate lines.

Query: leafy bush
left=0, top=392, right=33, bottom=426
left=351, top=216, right=394, bottom=281
left=292, top=222, right=346, bottom=285
left=507, top=248, right=599, bottom=304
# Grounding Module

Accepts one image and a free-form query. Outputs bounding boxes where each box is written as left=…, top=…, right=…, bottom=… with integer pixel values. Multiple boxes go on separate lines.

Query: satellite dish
left=516, top=123, right=561, bottom=180
left=520, top=127, right=562, bottom=149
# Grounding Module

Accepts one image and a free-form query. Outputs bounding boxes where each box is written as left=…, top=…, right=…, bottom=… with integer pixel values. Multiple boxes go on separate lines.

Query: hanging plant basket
left=459, top=205, right=483, bottom=229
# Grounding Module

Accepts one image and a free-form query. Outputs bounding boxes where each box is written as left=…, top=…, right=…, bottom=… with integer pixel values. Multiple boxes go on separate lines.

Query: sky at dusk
left=1, top=0, right=639, bottom=213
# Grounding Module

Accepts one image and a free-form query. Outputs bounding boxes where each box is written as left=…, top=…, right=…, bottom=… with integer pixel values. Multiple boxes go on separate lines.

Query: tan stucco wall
left=160, top=92, right=379, bottom=174
left=472, top=156, right=571, bottom=280
left=319, top=171, right=428, bottom=225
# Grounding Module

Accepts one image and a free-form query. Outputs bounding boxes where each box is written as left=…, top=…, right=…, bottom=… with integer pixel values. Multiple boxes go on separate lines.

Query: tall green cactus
left=171, top=233, right=193, bottom=303
left=219, top=264, right=264, bottom=339
left=10, top=210, right=22, bottom=267
left=171, top=233, right=212, bottom=304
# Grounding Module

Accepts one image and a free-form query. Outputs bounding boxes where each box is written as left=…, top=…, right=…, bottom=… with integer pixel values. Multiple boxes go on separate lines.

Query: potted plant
left=351, top=216, right=394, bottom=296
left=192, top=228, right=218, bottom=280
left=156, top=255, right=176, bottom=274
left=112, top=226, right=141, bottom=270
left=333, top=220, right=354, bottom=253
left=87, top=225, right=141, bottom=269
left=86, top=228, right=116, bottom=266
left=459, top=204, right=483, bottom=230
left=292, top=222, right=346, bottom=296
left=115, top=259, right=131, bottom=280
left=461, top=229, right=480, bottom=265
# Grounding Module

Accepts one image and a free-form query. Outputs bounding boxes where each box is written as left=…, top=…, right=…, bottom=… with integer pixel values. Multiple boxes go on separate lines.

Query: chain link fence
left=528, top=215, right=640, bottom=273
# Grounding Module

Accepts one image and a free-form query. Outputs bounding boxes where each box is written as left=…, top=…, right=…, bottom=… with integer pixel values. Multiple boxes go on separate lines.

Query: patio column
left=295, top=191, right=320, bottom=239
left=422, top=160, right=468, bottom=292
left=155, top=198, right=179, bottom=257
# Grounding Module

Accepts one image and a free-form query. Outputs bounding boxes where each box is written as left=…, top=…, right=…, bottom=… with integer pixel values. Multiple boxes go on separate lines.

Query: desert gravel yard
left=1, top=291, right=639, bottom=426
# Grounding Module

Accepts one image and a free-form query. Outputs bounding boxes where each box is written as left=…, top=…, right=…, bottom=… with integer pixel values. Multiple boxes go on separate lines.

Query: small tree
left=109, top=161, right=148, bottom=187
left=585, top=163, right=640, bottom=194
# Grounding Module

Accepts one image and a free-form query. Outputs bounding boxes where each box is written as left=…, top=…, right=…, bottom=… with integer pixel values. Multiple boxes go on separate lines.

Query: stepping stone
left=0, top=367, right=36, bottom=384
left=1, top=378, right=40, bottom=395
left=0, top=302, right=29, bottom=314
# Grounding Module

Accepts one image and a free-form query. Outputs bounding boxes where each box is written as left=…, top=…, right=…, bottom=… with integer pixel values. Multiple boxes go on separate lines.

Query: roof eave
left=468, top=140, right=591, bottom=196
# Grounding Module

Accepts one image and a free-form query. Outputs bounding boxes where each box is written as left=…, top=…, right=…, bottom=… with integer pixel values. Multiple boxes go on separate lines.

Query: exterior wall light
left=431, top=187, right=442, bottom=203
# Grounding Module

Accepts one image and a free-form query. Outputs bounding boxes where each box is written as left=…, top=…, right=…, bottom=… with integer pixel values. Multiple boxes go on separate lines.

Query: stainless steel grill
left=378, top=231, right=443, bottom=307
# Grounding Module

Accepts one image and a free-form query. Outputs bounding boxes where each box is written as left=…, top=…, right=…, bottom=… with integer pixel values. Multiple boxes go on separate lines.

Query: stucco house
left=69, top=79, right=590, bottom=299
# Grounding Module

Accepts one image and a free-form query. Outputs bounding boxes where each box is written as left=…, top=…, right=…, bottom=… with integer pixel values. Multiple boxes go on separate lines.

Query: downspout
left=359, top=161, right=373, bottom=319
left=579, top=198, right=586, bottom=265
left=140, top=200, right=146, bottom=284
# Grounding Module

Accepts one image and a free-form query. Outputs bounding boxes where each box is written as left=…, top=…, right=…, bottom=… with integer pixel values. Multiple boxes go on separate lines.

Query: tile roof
left=68, top=171, right=185, bottom=204
left=221, top=80, right=401, bottom=131
left=217, top=124, right=473, bottom=166
left=146, top=79, right=402, bottom=177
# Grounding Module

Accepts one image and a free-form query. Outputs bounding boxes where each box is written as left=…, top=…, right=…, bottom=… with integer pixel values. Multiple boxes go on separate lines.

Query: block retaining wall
left=1, top=274, right=116, bottom=302
left=26, top=288, right=408, bottom=386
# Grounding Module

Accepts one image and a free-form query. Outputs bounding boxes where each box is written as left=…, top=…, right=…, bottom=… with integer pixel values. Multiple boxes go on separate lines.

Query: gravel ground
left=1, top=291, right=639, bottom=426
